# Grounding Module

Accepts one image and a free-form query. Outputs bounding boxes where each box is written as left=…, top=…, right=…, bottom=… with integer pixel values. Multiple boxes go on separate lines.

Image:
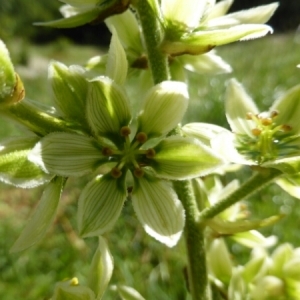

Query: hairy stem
left=134, top=1, right=208, bottom=299
left=133, top=0, right=170, bottom=84
left=199, top=168, right=282, bottom=222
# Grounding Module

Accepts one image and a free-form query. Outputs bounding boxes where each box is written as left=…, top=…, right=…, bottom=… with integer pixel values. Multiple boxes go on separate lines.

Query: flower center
left=108, top=128, right=155, bottom=178
left=237, top=111, right=295, bottom=164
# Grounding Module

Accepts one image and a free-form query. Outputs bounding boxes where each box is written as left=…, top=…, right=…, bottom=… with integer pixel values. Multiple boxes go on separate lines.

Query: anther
left=246, top=112, right=253, bottom=120
left=134, top=168, right=144, bottom=178
left=136, top=132, right=148, bottom=144
left=270, top=110, right=279, bottom=118
left=261, top=118, right=272, bottom=126
left=111, top=167, right=122, bottom=179
left=146, top=148, right=156, bottom=159
left=120, top=126, right=131, bottom=137
left=281, top=124, right=292, bottom=132
left=102, top=147, right=113, bottom=156
left=251, top=128, right=261, bottom=136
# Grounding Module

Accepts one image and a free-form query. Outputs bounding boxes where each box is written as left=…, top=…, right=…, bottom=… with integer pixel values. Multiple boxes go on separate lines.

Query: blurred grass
left=1, top=33, right=300, bottom=299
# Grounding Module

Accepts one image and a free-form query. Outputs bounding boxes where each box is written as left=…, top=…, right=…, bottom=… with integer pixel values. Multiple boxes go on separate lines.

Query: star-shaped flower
left=27, top=65, right=224, bottom=247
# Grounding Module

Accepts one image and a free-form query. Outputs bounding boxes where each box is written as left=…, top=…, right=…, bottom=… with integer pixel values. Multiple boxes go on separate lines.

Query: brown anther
left=134, top=168, right=144, bottom=178
left=261, top=118, right=272, bottom=126
left=102, top=147, right=113, bottom=156
left=281, top=124, right=292, bottom=132
left=251, top=128, right=261, bottom=136
left=270, top=110, right=279, bottom=118
left=135, top=132, right=148, bottom=144
left=146, top=148, right=156, bottom=159
left=246, top=112, right=253, bottom=120
left=111, top=167, right=122, bottom=179
left=120, top=126, right=131, bottom=137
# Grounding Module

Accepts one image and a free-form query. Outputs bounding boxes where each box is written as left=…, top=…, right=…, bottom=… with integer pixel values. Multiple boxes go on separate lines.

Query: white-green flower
left=29, top=76, right=224, bottom=247
left=160, top=0, right=278, bottom=55
left=86, top=9, right=232, bottom=87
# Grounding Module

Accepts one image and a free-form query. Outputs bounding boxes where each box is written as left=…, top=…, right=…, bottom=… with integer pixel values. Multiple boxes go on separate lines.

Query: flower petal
left=29, top=132, right=106, bottom=177
left=180, top=51, right=232, bottom=74
left=182, top=122, right=229, bottom=146
left=86, top=77, right=131, bottom=144
left=49, top=61, right=89, bottom=127
left=137, top=81, right=188, bottom=138
left=150, top=136, right=225, bottom=179
left=271, top=84, right=300, bottom=134
left=162, top=0, right=206, bottom=28
left=263, top=156, right=300, bottom=175
left=276, top=174, right=300, bottom=200
left=0, top=137, right=52, bottom=188
left=34, top=9, right=99, bottom=28
left=132, top=175, right=184, bottom=247
left=106, top=28, right=128, bottom=85
left=10, top=176, right=65, bottom=252
left=78, top=174, right=127, bottom=237
left=225, top=78, right=259, bottom=136
left=205, top=3, right=279, bottom=28
left=204, top=0, right=233, bottom=21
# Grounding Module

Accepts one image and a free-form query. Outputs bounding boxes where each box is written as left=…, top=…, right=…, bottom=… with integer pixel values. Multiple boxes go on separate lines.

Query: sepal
left=0, top=137, right=52, bottom=188
left=151, top=136, right=225, bottom=179
left=112, top=285, right=145, bottom=300
left=86, top=77, right=131, bottom=144
left=10, top=176, right=66, bottom=252
left=137, top=81, right=188, bottom=138
left=78, top=174, right=127, bottom=237
left=49, top=61, right=89, bottom=127
left=132, top=174, right=184, bottom=247
left=29, top=133, right=106, bottom=177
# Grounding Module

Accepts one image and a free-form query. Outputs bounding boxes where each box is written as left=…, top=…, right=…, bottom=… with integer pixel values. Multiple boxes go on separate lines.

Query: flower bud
left=0, top=40, right=25, bottom=107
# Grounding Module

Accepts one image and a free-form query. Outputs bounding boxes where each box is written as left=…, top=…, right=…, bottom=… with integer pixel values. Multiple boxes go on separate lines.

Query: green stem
left=133, top=0, right=170, bottom=84
left=173, top=181, right=209, bottom=300
left=2, top=100, right=83, bottom=136
left=134, top=2, right=208, bottom=299
left=199, top=168, right=282, bottom=222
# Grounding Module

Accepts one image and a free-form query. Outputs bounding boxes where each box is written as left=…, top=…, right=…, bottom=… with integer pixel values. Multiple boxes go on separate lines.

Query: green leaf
left=132, top=174, right=184, bottom=247
left=151, top=136, right=225, bottom=179
left=10, top=176, right=66, bottom=252
left=35, top=9, right=99, bottom=28
left=0, top=136, right=52, bottom=188
left=49, top=61, right=89, bottom=127
left=86, top=77, right=131, bottom=144
left=78, top=174, right=127, bottom=237
left=29, top=133, right=106, bottom=177
left=106, top=28, right=128, bottom=85
left=87, top=236, right=114, bottom=300
left=137, top=81, right=188, bottom=138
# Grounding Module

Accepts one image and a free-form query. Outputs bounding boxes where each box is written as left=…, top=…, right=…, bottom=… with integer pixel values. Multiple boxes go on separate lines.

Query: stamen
left=251, top=128, right=261, bottom=136
left=270, top=110, right=279, bottom=118
left=261, top=118, right=272, bottom=126
left=146, top=148, right=156, bottom=158
left=111, top=167, right=122, bottom=178
left=102, top=147, right=113, bottom=156
left=120, top=126, right=131, bottom=137
left=134, top=168, right=144, bottom=178
left=135, top=132, right=148, bottom=144
left=246, top=112, right=253, bottom=120
left=281, top=124, right=292, bottom=132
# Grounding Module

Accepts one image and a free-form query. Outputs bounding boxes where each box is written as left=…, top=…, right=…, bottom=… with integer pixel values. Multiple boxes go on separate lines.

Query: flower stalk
left=198, top=168, right=282, bottom=222
left=134, top=1, right=209, bottom=298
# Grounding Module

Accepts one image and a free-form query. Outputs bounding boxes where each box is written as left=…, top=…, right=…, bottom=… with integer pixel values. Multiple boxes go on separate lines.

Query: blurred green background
left=1, top=1, right=300, bottom=299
